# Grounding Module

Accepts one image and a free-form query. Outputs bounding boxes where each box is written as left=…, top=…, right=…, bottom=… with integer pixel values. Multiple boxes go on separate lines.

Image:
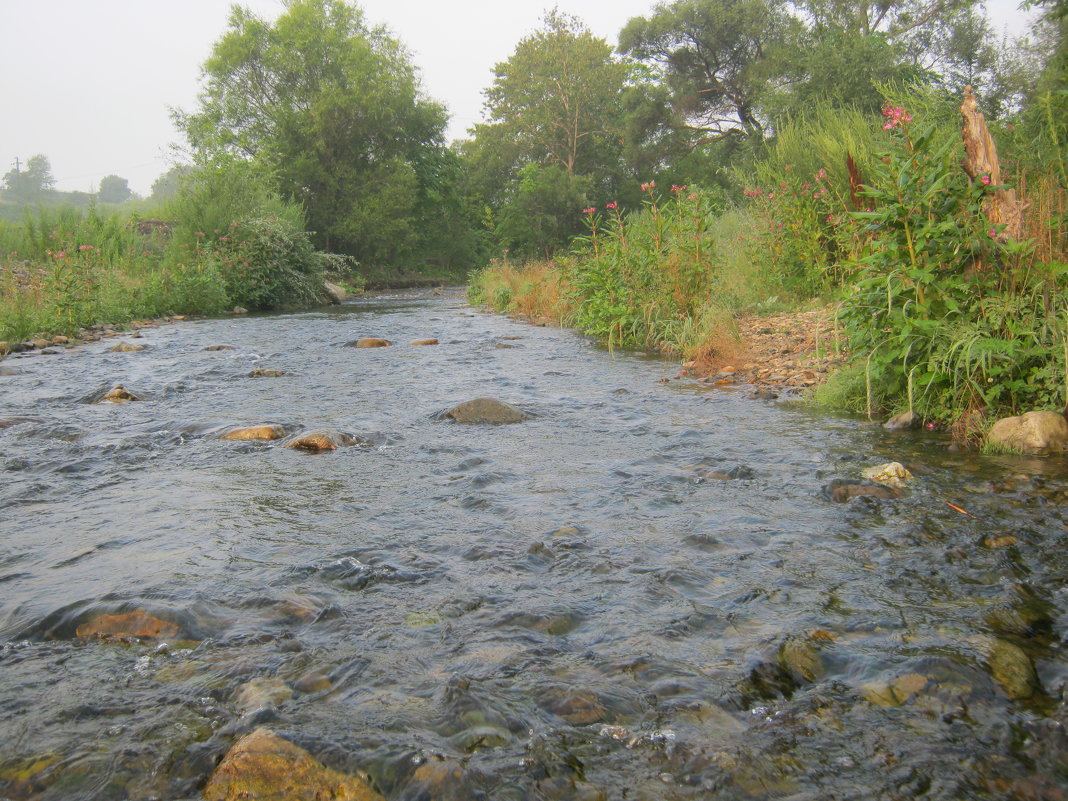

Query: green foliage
left=836, top=107, right=1068, bottom=429
left=565, top=183, right=719, bottom=352
left=97, top=175, right=133, bottom=204
left=2, top=154, right=56, bottom=203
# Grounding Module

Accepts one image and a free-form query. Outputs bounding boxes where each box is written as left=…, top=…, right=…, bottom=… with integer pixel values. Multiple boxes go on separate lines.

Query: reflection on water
left=1, top=290, right=1067, bottom=799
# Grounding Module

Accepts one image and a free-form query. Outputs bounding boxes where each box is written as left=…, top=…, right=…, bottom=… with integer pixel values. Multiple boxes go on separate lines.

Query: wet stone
left=988, top=638, right=1039, bottom=700
left=233, top=677, right=293, bottom=714
left=350, top=338, right=392, bottom=348
left=884, top=410, right=921, bottom=431
left=96, top=384, right=142, bottom=404
left=410, top=338, right=439, bottom=346
left=220, top=424, right=287, bottom=442
left=285, top=430, right=359, bottom=451
left=823, top=479, right=906, bottom=502
left=76, top=611, right=180, bottom=641
left=988, top=410, right=1068, bottom=454
left=293, top=671, right=332, bottom=694
left=446, top=397, right=526, bottom=424
left=203, top=728, right=385, bottom=801
left=109, top=342, right=145, bottom=352
left=204, top=344, right=235, bottom=351
left=248, top=368, right=286, bottom=378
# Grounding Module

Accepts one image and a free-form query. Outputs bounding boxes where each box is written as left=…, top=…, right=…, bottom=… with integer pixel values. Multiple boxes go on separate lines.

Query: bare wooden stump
left=960, top=86, right=1027, bottom=242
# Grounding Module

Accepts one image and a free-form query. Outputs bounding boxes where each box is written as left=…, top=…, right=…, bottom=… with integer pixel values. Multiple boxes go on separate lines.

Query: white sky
left=0, top=0, right=1037, bottom=196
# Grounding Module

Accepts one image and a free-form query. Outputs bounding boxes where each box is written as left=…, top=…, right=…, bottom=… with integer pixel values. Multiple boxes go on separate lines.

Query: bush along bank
left=469, top=88, right=1068, bottom=451
left=0, top=201, right=363, bottom=348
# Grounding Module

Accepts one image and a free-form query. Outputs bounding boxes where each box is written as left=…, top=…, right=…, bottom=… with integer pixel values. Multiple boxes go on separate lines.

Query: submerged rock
left=862, top=673, right=928, bottom=707
left=96, top=384, right=142, bottom=404
left=204, top=345, right=235, bottom=351
left=109, top=342, right=145, bottom=352
left=446, top=398, right=526, bottom=424
left=350, top=338, right=392, bottom=348
left=823, top=479, right=906, bottom=502
left=248, top=368, right=286, bottom=378
left=861, top=462, right=913, bottom=488
left=220, top=424, right=286, bottom=442
left=987, top=638, right=1039, bottom=699
left=987, top=411, right=1068, bottom=454
left=884, top=410, right=921, bottom=431
left=76, top=611, right=179, bottom=640
left=285, top=429, right=358, bottom=451
left=202, top=728, right=384, bottom=801
left=233, top=677, right=292, bottom=715
left=778, top=636, right=825, bottom=685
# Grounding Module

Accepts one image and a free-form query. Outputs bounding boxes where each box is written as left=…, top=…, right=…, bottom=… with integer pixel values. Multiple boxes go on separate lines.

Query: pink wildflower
left=78, top=244, right=94, bottom=251
left=988, top=226, right=997, bottom=237
left=582, top=207, right=596, bottom=215
left=816, top=168, right=827, bottom=179
left=688, top=194, right=697, bottom=200
left=980, top=175, right=991, bottom=185
left=606, top=202, right=618, bottom=209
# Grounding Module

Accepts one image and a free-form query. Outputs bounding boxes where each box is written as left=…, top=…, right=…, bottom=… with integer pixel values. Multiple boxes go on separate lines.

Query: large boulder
left=202, top=728, right=384, bottom=801
left=987, top=411, right=1068, bottom=454
left=884, top=410, right=920, bottom=431
left=446, top=398, right=526, bottom=424
left=323, top=281, right=348, bottom=304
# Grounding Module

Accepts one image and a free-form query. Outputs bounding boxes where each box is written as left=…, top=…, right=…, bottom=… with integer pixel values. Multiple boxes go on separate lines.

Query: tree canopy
left=178, top=0, right=454, bottom=264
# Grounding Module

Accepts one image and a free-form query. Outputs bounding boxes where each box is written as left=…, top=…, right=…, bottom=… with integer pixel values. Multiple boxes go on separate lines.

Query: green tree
left=619, top=0, right=797, bottom=141
left=98, top=174, right=133, bottom=204
left=466, top=11, right=632, bottom=257
left=2, top=154, right=56, bottom=203
left=177, top=0, right=448, bottom=264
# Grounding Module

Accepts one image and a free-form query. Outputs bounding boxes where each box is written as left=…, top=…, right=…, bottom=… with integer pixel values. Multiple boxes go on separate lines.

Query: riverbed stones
left=248, top=368, right=286, bottom=378
left=987, top=410, right=1068, bottom=454
left=410, top=338, right=438, bottom=346
left=446, top=397, right=526, bottom=424
left=350, top=338, right=392, bottom=348
left=109, top=342, right=145, bottom=352
left=862, top=673, right=928, bottom=707
left=285, top=429, right=358, bottom=451
left=778, top=636, right=825, bottom=685
left=202, top=728, right=385, bottom=801
left=76, top=611, right=179, bottom=640
left=220, top=424, right=286, bottom=441
left=204, top=344, right=234, bottom=351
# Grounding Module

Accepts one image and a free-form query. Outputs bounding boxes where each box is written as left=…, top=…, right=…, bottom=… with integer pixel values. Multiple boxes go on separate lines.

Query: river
left=1, top=289, right=1067, bottom=799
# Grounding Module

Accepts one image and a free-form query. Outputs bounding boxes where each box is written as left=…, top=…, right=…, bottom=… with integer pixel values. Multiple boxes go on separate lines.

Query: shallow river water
left=2, top=290, right=1068, bottom=800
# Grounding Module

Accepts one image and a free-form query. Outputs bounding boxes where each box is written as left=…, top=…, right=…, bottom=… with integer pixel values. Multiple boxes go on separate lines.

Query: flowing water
left=2, top=290, right=1068, bottom=800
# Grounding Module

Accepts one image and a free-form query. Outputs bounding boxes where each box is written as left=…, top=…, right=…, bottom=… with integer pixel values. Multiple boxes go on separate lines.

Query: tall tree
left=98, top=174, right=133, bottom=204
left=177, top=0, right=448, bottom=263
left=619, top=0, right=797, bottom=141
left=467, top=11, right=632, bottom=257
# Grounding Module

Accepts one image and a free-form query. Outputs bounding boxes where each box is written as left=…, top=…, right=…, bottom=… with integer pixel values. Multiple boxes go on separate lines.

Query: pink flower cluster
left=582, top=207, right=596, bottom=215
left=606, top=202, right=618, bottom=210
left=882, top=106, right=912, bottom=130
left=640, top=181, right=656, bottom=192
left=670, top=184, right=688, bottom=193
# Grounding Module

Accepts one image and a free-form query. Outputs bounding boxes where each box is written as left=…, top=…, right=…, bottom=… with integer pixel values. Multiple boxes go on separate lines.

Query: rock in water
left=987, top=411, right=1068, bottom=454
left=76, top=611, right=179, bottom=640
left=410, top=338, right=439, bottom=346
left=285, top=430, right=357, bottom=451
left=97, top=384, right=141, bottom=403
left=446, top=398, right=526, bottom=424
left=204, top=345, right=234, bottom=351
left=323, top=281, right=348, bottom=303
left=220, top=424, right=286, bottom=441
left=884, top=410, right=920, bottom=431
left=233, top=678, right=293, bottom=714
left=202, top=728, right=385, bottom=801
left=248, top=368, right=286, bottom=378
left=823, top=479, right=905, bottom=502
left=988, top=638, right=1039, bottom=699
left=109, top=342, right=145, bottom=352
left=861, top=462, right=913, bottom=488
left=351, top=338, right=392, bottom=348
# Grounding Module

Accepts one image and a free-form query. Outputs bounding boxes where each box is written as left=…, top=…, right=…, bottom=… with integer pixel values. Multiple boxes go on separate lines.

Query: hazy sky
left=0, top=0, right=1037, bottom=196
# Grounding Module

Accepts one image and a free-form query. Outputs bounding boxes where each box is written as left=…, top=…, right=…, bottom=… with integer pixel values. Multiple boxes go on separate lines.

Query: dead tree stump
left=960, top=86, right=1027, bottom=242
